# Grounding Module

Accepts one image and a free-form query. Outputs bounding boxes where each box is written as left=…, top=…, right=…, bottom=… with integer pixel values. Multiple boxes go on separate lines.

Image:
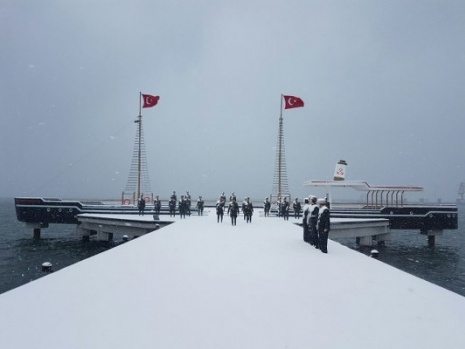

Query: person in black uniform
left=293, top=198, right=301, bottom=219
left=186, top=191, right=191, bottom=216
left=138, top=195, right=146, bottom=216
left=196, top=196, right=204, bottom=216
left=277, top=197, right=282, bottom=217
left=230, top=192, right=237, bottom=202
left=243, top=197, right=253, bottom=223
left=264, top=198, right=271, bottom=217
left=309, top=196, right=319, bottom=248
left=220, top=192, right=226, bottom=204
left=281, top=197, right=290, bottom=220
left=302, top=198, right=310, bottom=243
left=154, top=195, right=161, bottom=215
left=317, top=198, right=330, bottom=253
left=179, top=195, right=187, bottom=219
left=228, top=198, right=240, bottom=226
left=169, top=198, right=176, bottom=217
left=170, top=191, right=177, bottom=204
left=241, top=197, right=248, bottom=220
left=216, top=198, right=225, bottom=223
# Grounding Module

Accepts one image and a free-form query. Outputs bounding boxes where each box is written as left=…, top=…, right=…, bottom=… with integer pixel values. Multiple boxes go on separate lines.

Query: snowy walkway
left=1, top=210, right=465, bottom=349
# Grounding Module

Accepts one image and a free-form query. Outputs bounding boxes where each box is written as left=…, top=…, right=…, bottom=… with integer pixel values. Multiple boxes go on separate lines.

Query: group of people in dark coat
left=216, top=192, right=254, bottom=226
left=167, top=190, right=197, bottom=217
left=133, top=191, right=203, bottom=218
left=276, top=197, right=303, bottom=220
left=140, top=191, right=330, bottom=252
left=302, top=196, right=330, bottom=253
left=279, top=197, right=290, bottom=220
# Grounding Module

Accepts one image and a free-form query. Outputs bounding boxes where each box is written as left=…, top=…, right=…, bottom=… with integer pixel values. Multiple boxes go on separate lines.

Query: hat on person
left=317, top=198, right=326, bottom=205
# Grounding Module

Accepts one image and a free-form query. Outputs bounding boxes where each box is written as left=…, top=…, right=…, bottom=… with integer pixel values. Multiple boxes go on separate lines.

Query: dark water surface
left=333, top=206, right=465, bottom=297
left=0, top=198, right=113, bottom=294
left=1, top=198, right=464, bottom=296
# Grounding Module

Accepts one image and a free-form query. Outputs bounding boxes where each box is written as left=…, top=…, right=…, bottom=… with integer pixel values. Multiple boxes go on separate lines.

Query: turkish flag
left=142, top=94, right=160, bottom=108
left=283, top=95, right=304, bottom=109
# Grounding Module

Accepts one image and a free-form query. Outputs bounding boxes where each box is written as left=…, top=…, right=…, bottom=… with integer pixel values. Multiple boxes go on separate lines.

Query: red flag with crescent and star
left=142, top=94, right=160, bottom=108
left=283, top=95, right=304, bottom=109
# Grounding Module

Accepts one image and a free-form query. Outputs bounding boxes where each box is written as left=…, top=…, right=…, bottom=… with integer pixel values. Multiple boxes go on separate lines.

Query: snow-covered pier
left=76, top=213, right=170, bottom=241
left=75, top=213, right=391, bottom=246
left=1, top=209, right=464, bottom=349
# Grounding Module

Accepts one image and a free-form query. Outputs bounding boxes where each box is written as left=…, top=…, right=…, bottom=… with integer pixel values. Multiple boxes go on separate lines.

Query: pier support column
left=26, top=223, right=48, bottom=239
left=77, top=226, right=91, bottom=241
left=358, top=236, right=373, bottom=246
left=33, top=228, right=41, bottom=239
left=421, top=229, right=442, bottom=247
left=97, top=230, right=113, bottom=242
left=428, top=235, right=435, bottom=247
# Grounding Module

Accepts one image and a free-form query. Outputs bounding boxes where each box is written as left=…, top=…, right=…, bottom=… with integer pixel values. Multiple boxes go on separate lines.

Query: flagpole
left=278, top=94, right=283, bottom=201
left=137, top=92, right=142, bottom=201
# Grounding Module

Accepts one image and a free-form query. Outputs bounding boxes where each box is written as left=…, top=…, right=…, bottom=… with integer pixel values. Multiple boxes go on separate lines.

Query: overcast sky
left=1, top=0, right=464, bottom=202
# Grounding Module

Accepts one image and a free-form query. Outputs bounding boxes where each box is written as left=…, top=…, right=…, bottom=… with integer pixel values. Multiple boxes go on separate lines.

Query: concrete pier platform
left=76, top=212, right=390, bottom=245
left=1, top=209, right=464, bottom=349
left=329, top=217, right=390, bottom=245
left=76, top=213, right=170, bottom=241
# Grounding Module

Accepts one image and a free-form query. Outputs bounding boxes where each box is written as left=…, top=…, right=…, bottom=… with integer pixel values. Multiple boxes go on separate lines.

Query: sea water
left=0, top=198, right=113, bottom=294
left=333, top=206, right=465, bottom=297
left=1, top=198, right=464, bottom=296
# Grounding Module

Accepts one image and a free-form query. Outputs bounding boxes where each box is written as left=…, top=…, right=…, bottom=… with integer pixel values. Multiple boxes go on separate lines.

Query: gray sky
left=1, top=0, right=464, bottom=202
